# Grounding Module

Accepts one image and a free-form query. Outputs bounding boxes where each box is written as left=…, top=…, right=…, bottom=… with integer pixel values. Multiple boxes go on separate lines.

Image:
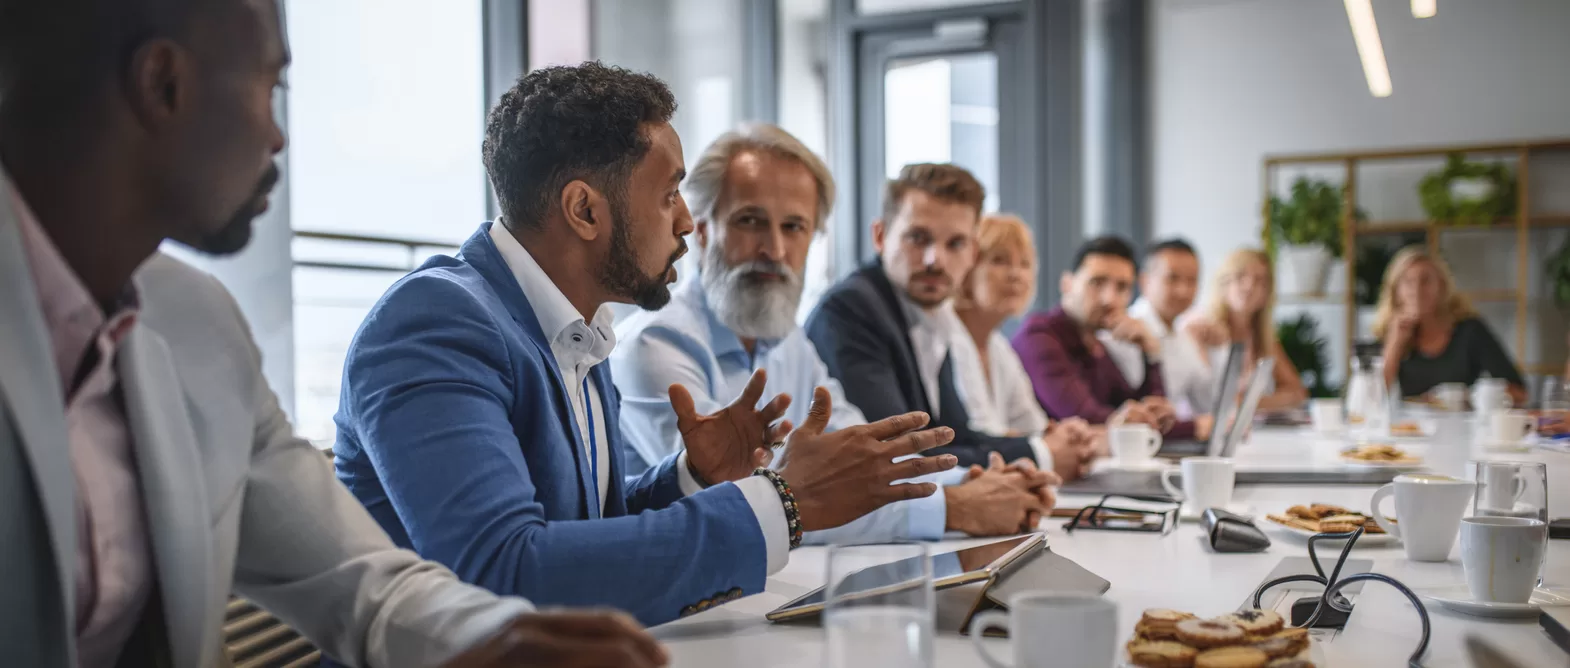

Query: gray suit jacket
left=0, top=181, right=533, bottom=668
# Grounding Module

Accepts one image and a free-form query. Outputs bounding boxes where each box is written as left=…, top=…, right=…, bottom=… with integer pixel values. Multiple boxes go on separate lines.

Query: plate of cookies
left=1125, top=608, right=1322, bottom=668
left=1264, top=504, right=1396, bottom=547
left=1338, top=443, right=1423, bottom=468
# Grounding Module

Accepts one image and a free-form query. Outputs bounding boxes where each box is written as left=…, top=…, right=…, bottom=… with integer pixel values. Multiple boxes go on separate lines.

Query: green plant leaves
left=1546, top=236, right=1570, bottom=307
left=1277, top=313, right=1338, bottom=397
left=1418, top=153, right=1516, bottom=226
left=1270, top=178, right=1347, bottom=259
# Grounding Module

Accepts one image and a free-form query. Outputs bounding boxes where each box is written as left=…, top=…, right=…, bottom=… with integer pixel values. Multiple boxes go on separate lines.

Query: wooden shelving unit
left=1262, top=138, right=1570, bottom=380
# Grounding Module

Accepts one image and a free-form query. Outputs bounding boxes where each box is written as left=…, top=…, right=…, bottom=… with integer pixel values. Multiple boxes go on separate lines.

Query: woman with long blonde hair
left=950, top=214, right=1097, bottom=480
left=1184, top=248, right=1308, bottom=411
left=1373, top=246, right=1525, bottom=404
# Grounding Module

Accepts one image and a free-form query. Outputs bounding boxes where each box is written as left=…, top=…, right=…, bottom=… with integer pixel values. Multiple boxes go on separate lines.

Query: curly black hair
left=483, top=62, right=678, bottom=231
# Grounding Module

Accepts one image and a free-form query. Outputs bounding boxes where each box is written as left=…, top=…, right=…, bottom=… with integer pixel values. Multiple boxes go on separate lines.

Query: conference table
left=653, top=413, right=1570, bottom=667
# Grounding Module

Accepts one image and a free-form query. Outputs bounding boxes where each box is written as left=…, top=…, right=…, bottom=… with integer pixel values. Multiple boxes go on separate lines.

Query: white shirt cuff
left=429, top=595, right=536, bottom=665
left=733, top=475, right=790, bottom=575
left=675, top=451, right=703, bottom=496
left=1028, top=433, right=1053, bottom=472
left=905, top=484, right=948, bottom=539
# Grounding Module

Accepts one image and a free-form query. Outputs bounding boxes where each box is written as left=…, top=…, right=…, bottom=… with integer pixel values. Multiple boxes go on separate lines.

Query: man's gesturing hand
left=775, top=387, right=959, bottom=531
left=671, top=369, right=791, bottom=485
left=440, top=611, right=668, bottom=668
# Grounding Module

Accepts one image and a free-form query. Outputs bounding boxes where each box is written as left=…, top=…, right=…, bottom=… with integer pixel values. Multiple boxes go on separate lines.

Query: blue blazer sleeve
left=340, top=275, right=767, bottom=626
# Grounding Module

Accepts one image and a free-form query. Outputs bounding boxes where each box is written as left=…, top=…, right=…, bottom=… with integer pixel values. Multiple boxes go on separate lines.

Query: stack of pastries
left=1125, top=608, right=1313, bottom=668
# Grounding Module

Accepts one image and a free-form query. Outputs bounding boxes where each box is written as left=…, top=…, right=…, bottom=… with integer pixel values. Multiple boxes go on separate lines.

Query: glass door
left=853, top=15, right=1024, bottom=264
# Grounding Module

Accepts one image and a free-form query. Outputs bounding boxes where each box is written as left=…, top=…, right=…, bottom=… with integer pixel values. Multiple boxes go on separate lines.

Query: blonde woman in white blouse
left=951, top=214, right=1100, bottom=478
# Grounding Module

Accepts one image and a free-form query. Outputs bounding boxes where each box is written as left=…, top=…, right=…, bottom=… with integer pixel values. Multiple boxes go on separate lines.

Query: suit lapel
left=860, top=263, right=934, bottom=414
left=0, top=180, right=78, bottom=651
left=459, top=225, right=600, bottom=519
left=119, top=328, right=214, bottom=668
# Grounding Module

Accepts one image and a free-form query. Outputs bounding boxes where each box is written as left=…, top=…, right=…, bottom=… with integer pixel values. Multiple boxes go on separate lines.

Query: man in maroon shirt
left=1011, top=236, right=1211, bottom=442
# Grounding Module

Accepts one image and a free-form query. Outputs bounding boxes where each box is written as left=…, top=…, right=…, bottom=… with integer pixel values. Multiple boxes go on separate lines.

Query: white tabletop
left=653, top=415, right=1569, bottom=667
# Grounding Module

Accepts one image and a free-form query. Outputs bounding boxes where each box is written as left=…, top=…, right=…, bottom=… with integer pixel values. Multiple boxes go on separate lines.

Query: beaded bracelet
left=755, top=468, right=803, bottom=549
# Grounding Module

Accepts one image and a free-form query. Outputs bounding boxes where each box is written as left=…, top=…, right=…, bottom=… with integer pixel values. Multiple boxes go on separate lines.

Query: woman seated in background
left=950, top=213, right=1055, bottom=438
left=1184, top=248, right=1308, bottom=411
left=1373, top=246, right=1526, bottom=405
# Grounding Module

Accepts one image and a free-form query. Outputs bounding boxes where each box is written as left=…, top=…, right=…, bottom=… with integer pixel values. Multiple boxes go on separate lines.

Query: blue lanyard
left=582, top=377, right=599, bottom=499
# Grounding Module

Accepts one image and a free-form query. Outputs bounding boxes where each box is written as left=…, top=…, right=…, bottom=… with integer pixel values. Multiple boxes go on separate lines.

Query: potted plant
left=1418, top=153, right=1516, bottom=227
left=1269, top=178, right=1346, bottom=296
left=1547, top=236, right=1570, bottom=307
left=1277, top=314, right=1338, bottom=398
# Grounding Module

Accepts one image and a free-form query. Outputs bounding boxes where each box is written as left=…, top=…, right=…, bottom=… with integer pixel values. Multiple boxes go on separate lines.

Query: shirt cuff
left=675, top=451, right=703, bottom=496
left=733, top=475, right=790, bottom=575
left=904, top=484, right=948, bottom=540
left=431, top=595, right=536, bottom=665
left=1027, top=433, right=1053, bottom=472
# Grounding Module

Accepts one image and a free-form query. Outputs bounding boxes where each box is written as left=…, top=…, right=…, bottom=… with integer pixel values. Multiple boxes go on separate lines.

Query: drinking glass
left=824, top=543, right=934, bottom=668
left=1468, top=460, right=1548, bottom=522
left=1468, top=460, right=1549, bottom=584
left=1540, top=377, right=1570, bottom=413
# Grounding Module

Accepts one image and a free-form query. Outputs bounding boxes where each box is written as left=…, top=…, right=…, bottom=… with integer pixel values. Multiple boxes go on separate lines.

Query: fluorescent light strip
left=1344, top=0, right=1393, bottom=98
left=1412, top=0, right=1436, bottom=19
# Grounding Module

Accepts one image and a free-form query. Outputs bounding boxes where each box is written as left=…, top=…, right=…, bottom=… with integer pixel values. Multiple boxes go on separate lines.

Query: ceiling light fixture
left=1344, top=0, right=1393, bottom=98
left=1412, top=0, right=1436, bottom=19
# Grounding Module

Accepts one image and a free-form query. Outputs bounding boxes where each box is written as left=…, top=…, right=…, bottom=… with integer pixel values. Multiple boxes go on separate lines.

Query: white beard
left=700, top=242, right=804, bottom=341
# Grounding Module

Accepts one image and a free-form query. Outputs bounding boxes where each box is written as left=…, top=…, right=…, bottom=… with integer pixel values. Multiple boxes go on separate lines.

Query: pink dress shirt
left=13, top=182, right=154, bottom=668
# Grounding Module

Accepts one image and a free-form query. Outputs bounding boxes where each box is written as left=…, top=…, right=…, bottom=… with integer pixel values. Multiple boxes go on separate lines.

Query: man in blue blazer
left=333, top=62, right=959, bottom=627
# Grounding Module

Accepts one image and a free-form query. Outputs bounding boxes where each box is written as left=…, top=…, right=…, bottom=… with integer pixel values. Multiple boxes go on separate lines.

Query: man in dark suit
left=805, top=163, right=1098, bottom=480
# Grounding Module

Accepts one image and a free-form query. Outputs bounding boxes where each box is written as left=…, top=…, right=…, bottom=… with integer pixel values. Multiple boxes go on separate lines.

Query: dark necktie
left=936, top=352, right=970, bottom=430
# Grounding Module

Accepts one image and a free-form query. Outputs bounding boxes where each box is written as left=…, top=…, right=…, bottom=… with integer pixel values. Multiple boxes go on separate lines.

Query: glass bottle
left=1346, top=351, right=1390, bottom=438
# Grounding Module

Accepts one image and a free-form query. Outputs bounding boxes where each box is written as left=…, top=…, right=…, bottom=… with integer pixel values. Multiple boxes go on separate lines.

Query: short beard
left=700, top=240, right=803, bottom=341
left=184, top=163, right=279, bottom=256
left=598, top=193, right=682, bottom=310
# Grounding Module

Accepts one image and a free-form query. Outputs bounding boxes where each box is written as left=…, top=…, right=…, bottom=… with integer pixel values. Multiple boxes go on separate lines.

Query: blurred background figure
left=1373, top=246, right=1526, bottom=405
left=1185, top=249, right=1307, bottom=412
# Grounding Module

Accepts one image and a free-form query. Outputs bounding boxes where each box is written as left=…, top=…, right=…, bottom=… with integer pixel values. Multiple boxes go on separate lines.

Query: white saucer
left=1101, top=459, right=1169, bottom=472
left=1478, top=440, right=1535, bottom=453
left=1421, top=586, right=1570, bottom=619
left=1179, top=502, right=1252, bottom=522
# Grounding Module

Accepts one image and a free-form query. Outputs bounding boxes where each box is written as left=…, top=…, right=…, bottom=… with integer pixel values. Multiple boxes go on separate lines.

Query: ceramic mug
left=969, top=592, right=1116, bottom=668
left=1460, top=517, right=1548, bottom=603
left=1370, top=474, right=1477, bottom=562
left=1109, top=425, right=1163, bottom=466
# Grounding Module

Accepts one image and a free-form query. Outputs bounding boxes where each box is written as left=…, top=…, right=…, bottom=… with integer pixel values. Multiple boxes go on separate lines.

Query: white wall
left=1150, top=0, right=1570, bottom=381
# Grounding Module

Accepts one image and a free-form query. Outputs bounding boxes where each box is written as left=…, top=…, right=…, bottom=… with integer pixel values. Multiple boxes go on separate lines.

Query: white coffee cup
left=1309, top=399, right=1344, bottom=433
left=1490, top=411, right=1536, bottom=444
left=1477, top=462, right=1528, bottom=515
left=1460, top=516, right=1548, bottom=603
left=1109, top=425, right=1163, bottom=465
left=1472, top=381, right=1509, bottom=416
left=1160, top=457, right=1235, bottom=512
left=969, top=592, right=1116, bottom=668
left=1434, top=383, right=1467, bottom=411
left=1370, top=474, right=1478, bottom=562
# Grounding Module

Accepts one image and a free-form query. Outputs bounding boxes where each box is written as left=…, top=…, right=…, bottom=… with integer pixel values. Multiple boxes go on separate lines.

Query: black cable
left=1250, top=526, right=1430, bottom=667
left=1326, top=573, right=1431, bottom=668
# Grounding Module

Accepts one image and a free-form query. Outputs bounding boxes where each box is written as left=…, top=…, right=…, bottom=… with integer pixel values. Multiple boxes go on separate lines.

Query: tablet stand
left=950, top=546, right=1111, bottom=636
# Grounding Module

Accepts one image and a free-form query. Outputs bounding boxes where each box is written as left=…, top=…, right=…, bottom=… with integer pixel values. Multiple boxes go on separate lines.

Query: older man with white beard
left=612, top=124, right=1057, bottom=542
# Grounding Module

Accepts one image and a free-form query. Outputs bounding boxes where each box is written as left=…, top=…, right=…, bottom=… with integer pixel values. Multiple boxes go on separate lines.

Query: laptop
left=1060, top=354, right=1287, bottom=499
left=1156, top=343, right=1245, bottom=457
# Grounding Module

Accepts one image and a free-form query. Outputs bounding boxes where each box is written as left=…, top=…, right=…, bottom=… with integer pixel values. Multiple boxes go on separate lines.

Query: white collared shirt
left=1106, top=299, right=1216, bottom=418
left=943, top=311, right=1055, bottom=468
left=899, top=296, right=955, bottom=420
left=488, top=223, right=788, bottom=572
left=490, top=224, right=616, bottom=504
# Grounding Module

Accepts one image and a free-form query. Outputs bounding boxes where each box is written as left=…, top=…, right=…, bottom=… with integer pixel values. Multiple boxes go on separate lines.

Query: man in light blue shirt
left=613, top=124, right=1054, bottom=543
